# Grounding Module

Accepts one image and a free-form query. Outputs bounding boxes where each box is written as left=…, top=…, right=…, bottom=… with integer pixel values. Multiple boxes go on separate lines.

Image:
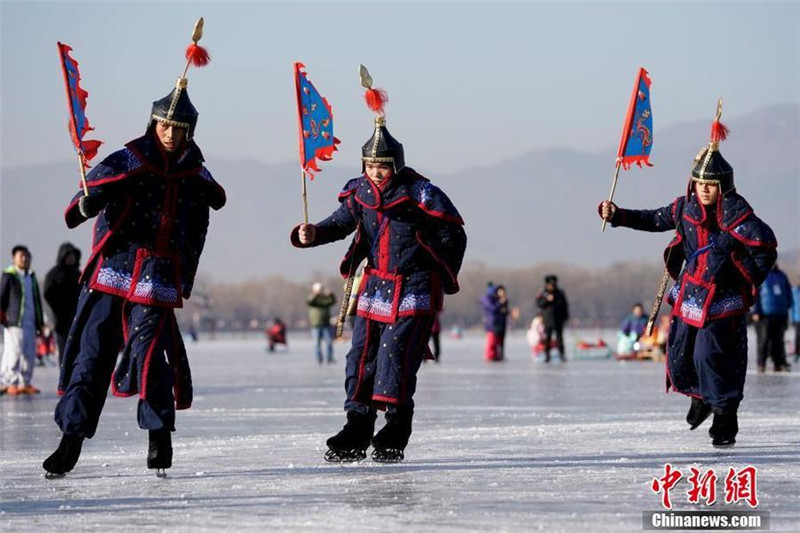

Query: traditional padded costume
left=291, top=66, right=467, bottom=461
left=45, top=20, right=224, bottom=477
left=603, top=102, right=777, bottom=447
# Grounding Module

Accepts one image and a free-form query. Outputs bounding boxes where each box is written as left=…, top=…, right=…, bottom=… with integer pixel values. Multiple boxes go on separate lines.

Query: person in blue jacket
left=621, top=303, right=649, bottom=338
left=792, top=279, right=800, bottom=362
left=751, top=263, right=793, bottom=372
left=292, top=70, right=467, bottom=463
left=599, top=104, right=777, bottom=448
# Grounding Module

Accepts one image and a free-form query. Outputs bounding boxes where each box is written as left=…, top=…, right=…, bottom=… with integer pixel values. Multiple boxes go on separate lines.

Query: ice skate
left=324, top=411, right=376, bottom=463
left=43, top=434, right=84, bottom=478
left=686, top=397, right=712, bottom=430
left=371, top=412, right=412, bottom=463
left=709, top=412, right=738, bottom=448
left=147, top=429, right=173, bottom=474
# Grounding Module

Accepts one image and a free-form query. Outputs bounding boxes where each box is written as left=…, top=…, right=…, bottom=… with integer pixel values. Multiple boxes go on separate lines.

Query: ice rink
left=1, top=330, right=798, bottom=532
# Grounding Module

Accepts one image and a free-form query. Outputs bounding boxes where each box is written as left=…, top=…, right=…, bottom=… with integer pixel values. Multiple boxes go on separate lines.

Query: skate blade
left=712, top=441, right=736, bottom=449
left=44, top=472, right=66, bottom=480
left=324, top=449, right=366, bottom=463
left=371, top=449, right=404, bottom=463
left=155, top=468, right=168, bottom=478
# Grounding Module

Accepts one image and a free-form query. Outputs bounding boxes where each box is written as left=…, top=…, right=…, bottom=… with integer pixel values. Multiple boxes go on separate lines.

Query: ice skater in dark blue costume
left=292, top=66, right=467, bottom=462
left=599, top=101, right=777, bottom=448
left=44, top=20, right=225, bottom=478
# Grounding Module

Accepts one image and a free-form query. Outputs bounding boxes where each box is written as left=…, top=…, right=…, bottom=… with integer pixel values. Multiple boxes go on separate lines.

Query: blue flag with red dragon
left=617, top=67, right=653, bottom=170
left=57, top=42, right=102, bottom=167
left=294, top=63, right=340, bottom=179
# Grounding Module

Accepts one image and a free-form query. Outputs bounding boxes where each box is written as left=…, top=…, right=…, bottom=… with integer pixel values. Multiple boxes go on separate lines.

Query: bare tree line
left=180, top=260, right=719, bottom=332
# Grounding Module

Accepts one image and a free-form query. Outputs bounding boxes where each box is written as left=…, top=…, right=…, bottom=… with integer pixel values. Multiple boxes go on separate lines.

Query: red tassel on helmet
left=364, top=88, right=388, bottom=114
left=185, top=43, right=211, bottom=67
left=710, top=119, right=729, bottom=143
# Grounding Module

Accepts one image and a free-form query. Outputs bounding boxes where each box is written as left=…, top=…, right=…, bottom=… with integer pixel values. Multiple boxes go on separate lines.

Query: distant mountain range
left=2, top=103, right=797, bottom=282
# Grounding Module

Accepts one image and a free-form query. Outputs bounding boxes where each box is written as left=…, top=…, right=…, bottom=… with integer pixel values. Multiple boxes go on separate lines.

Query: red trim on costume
left=398, top=309, right=435, bottom=318
left=356, top=267, right=402, bottom=323
left=111, top=304, right=133, bottom=398
left=696, top=222, right=709, bottom=280
left=382, top=196, right=411, bottom=209
left=730, top=251, right=756, bottom=286
left=354, top=194, right=380, bottom=211
left=412, top=204, right=463, bottom=225
left=674, top=272, right=717, bottom=328
left=155, top=182, right=178, bottom=252
left=78, top=196, right=134, bottom=285
left=729, top=229, right=777, bottom=249
left=171, top=313, right=191, bottom=410
left=351, top=318, right=372, bottom=402
left=125, top=249, right=182, bottom=308
left=415, top=231, right=459, bottom=293
left=371, top=394, right=401, bottom=406
left=139, top=312, right=168, bottom=401
left=378, top=212, right=391, bottom=272
left=125, top=141, right=202, bottom=178
left=683, top=205, right=706, bottom=225
left=82, top=169, right=143, bottom=188
left=720, top=209, right=752, bottom=232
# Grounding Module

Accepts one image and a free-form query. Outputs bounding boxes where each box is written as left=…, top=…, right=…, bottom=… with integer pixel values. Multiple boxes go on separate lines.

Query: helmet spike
left=182, top=18, right=210, bottom=77
left=359, top=64, right=388, bottom=115
left=710, top=97, right=729, bottom=144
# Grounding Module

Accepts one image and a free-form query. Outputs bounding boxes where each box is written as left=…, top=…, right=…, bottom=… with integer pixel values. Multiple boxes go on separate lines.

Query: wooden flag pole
left=645, top=266, right=671, bottom=337
left=77, top=152, right=89, bottom=196
left=336, top=267, right=355, bottom=338
left=601, top=162, right=622, bottom=231
left=301, top=170, right=309, bottom=224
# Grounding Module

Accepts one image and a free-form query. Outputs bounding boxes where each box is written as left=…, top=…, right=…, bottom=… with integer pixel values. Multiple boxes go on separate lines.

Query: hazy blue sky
left=1, top=1, right=798, bottom=173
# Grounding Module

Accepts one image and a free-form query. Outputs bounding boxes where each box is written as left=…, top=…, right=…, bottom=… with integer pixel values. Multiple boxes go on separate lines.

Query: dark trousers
left=668, top=315, right=748, bottom=413
left=543, top=326, right=565, bottom=360
left=55, top=288, right=176, bottom=438
left=756, top=316, right=788, bottom=369
left=344, top=315, right=434, bottom=417
left=794, top=322, right=800, bottom=358
left=54, top=324, right=70, bottom=364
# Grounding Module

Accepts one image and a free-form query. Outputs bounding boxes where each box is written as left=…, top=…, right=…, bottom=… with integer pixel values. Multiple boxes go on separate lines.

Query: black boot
left=325, top=410, right=377, bottom=463
left=43, top=434, right=84, bottom=478
left=147, top=429, right=173, bottom=472
left=709, top=411, right=738, bottom=448
left=686, top=397, right=713, bottom=430
left=371, top=410, right=413, bottom=463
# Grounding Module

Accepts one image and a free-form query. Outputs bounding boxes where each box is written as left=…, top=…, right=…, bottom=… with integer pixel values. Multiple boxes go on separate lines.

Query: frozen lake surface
left=2, top=330, right=799, bottom=532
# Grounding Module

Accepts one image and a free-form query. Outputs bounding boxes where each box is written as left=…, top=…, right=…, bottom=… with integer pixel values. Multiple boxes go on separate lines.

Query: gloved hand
left=78, top=195, right=105, bottom=219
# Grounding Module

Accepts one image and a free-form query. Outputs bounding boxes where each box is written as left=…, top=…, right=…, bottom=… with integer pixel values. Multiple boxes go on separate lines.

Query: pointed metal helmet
left=147, top=18, right=209, bottom=141
left=690, top=99, right=734, bottom=195
left=361, top=116, right=405, bottom=173
left=149, top=78, right=199, bottom=140
left=359, top=65, right=405, bottom=172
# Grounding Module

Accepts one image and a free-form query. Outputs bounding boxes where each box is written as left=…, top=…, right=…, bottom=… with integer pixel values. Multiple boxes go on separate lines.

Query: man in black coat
left=44, top=242, right=82, bottom=360
left=536, top=275, right=569, bottom=362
